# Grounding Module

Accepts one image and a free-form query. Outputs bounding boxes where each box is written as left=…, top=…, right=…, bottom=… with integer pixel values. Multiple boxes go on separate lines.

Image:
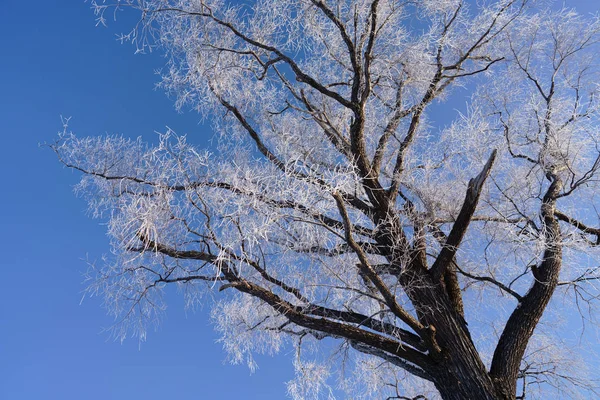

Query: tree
left=51, top=1, right=600, bottom=398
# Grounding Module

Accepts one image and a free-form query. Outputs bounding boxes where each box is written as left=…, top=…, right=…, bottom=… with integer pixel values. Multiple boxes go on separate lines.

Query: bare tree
left=52, top=1, right=600, bottom=399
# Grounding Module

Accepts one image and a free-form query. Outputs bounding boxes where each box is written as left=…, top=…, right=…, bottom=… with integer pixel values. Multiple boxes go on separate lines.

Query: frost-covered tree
left=52, top=1, right=600, bottom=399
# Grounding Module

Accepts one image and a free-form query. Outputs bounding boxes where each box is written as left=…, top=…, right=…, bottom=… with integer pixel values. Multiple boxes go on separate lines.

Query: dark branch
left=430, top=150, right=497, bottom=280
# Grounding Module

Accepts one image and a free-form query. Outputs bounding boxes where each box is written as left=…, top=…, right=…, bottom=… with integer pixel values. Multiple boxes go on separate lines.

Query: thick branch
left=490, top=175, right=563, bottom=398
left=350, top=340, right=432, bottom=381
left=430, top=150, right=497, bottom=280
left=307, top=307, right=427, bottom=352
left=233, top=278, right=433, bottom=371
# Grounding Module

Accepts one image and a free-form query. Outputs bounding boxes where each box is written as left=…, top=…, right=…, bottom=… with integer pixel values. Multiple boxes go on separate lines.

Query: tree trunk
left=402, top=272, right=509, bottom=400
left=426, top=307, right=507, bottom=400
left=432, top=365, right=502, bottom=400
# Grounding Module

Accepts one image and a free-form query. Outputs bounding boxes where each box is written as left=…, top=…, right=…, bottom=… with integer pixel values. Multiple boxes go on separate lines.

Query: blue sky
left=0, top=2, right=293, bottom=399
left=0, top=1, right=598, bottom=400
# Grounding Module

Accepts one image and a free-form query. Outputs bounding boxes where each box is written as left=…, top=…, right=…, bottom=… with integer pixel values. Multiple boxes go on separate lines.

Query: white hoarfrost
left=53, top=1, right=600, bottom=399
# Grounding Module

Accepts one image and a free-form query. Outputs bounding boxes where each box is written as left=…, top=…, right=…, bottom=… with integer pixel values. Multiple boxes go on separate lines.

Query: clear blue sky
left=0, top=1, right=598, bottom=400
left=0, top=2, right=294, bottom=399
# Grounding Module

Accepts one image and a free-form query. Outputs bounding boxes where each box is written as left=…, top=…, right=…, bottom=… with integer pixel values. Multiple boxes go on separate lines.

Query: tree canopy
left=53, top=1, right=600, bottom=398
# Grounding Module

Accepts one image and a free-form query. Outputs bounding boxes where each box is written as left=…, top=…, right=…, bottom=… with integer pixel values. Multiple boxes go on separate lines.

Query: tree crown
left=53, top=1, right=600, bottom=398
